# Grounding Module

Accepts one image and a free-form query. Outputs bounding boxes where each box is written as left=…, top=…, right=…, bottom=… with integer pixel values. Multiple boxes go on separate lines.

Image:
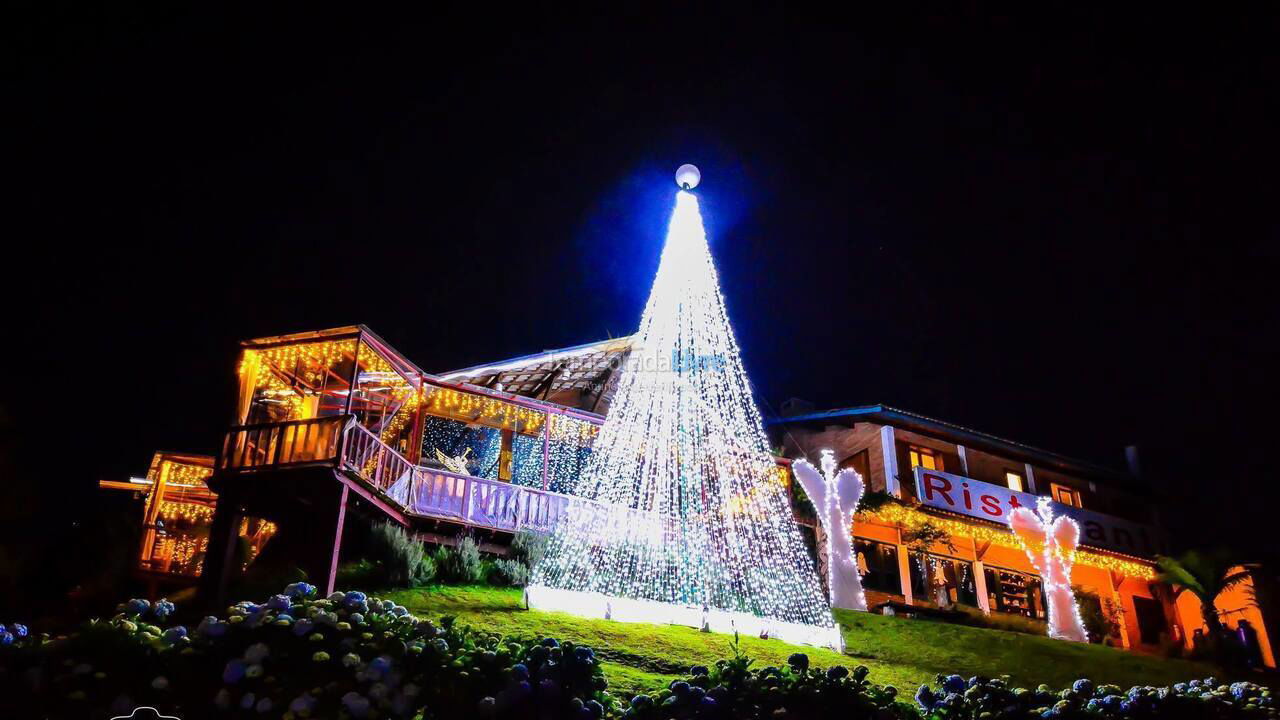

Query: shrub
left=912, top=674, right=1276, bottom=719
left=490, top=530, right=548, bottom=587
left=434, top=535, right=486, bottom=584
left=367, top=521, right=434, bottom=588
left=622, top=636, right=915, bottom=719
left=950, top=604, right=1048, bottom=636
left=0, top=585, right=615, bottom=719
left=510, top=529, right=549, bottom=569
left=1075, top=587, right=1122, bottom=644
left=2, top=589, right=1277, bottom=719
left=492, top=558, right=530, bottom=587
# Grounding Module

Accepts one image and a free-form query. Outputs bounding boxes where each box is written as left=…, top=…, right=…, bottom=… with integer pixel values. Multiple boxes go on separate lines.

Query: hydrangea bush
left=1, top=588, right=1275, bottom=719
left=912, top=673, right=1276, bottom=719
left=0, top=583, right=613, bottom=719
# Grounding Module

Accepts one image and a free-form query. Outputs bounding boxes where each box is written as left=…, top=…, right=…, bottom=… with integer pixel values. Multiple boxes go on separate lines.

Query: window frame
left=1051, top=482, right=1082, bottom=508
left=1004, top=469, right=1025, bottom=492
left=907, top=444, right=944, bottom=472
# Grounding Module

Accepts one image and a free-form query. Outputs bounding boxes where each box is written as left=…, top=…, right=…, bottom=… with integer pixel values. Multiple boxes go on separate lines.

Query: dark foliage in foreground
left=0, top=587, right=1274, bottom=719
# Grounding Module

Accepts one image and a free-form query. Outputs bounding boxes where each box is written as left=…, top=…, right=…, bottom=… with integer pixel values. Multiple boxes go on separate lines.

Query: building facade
left=771, top=404, right=1273, bottom=666
left=102, top=327, right=1273, bottom=666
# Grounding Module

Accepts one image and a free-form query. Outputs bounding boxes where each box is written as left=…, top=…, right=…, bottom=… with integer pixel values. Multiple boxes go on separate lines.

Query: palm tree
left=1155, top=550, right=1253, bottom=636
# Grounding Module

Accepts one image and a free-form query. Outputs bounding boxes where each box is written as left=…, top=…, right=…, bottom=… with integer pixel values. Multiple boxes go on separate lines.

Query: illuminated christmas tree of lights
left=528, top=170, right=841, bottom=648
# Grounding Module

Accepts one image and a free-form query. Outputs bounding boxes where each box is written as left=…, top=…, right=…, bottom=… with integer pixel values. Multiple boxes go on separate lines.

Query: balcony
left=219, top=416, right=579, bottom=535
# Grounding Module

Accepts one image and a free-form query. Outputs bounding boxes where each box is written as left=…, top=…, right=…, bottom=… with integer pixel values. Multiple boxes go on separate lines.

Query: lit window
left=1051, top=483, right=1081, bottom=508
left=908, top=445, right=943, bottom=471
left=1005, top=471, right=1025, bottom=492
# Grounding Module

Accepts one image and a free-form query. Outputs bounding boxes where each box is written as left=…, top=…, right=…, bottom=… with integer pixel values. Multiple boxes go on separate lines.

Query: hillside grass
left=385, top=585, right=1224, bottom=699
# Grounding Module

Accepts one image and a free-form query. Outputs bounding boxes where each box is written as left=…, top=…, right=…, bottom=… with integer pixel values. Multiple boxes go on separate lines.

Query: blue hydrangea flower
left=0, top=632, right=13, bottom=647
left=293, top=618, right=315, bottom=636
left=914, top=685, right=937, bottom=710
left=161, top=626, right=188, bottom=645
left=1072, top=678, right=1094, bottom=695
left=266, top=595, right=292, bottom=612
left=10, top=624, right=27, bottom=638
left=369, top=655, right=393, bottom=677
left=223, top=659, right=247, bottom=684
left=289, top=694, right=317, bottom=714
left=787, top=652, right=810, bottom=671
left=153, top=599, right=175, bottom=621
left=341, top=691, right=371, bottom=718
left=942, top=674, right=967, bottom=694
left=125, top=598, right=150, bottom=615
left=510, top=663, right=529, bottom=681
left=284, top=582, right=316, bottom=599
left=196, top=616, right=228, bottom=638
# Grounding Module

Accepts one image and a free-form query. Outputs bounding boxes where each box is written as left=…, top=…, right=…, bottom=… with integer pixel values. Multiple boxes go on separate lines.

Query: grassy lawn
left=386, top=585, right=1224, bottom=700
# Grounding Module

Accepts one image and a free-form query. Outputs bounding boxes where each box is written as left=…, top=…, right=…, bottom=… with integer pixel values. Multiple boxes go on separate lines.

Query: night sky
left=6, top=11, right=1278, bottom=567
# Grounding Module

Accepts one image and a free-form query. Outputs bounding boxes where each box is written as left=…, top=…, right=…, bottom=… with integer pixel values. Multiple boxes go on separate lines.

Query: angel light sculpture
left=792, top=449, right=867, bottom=611
left=1009, top=496, right=1089, bottom=642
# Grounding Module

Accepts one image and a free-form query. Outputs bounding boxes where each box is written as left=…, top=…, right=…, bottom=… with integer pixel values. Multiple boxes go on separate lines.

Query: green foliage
left=367, top=521, right=434, bottom=588
left=1156, top=550, right=1253, bottom=633
left=623, top=641, right=915, bottom=719
left=913, top=674, right=1275, bottom=719
left=949, top=604, right=1048, bottom=637
left=901, top=520, right=956, bottom=555
left=1074, top=587, right=1121, bottom=644
left=858, top=489, right=895, bottom=513
left=433, top=534, right=486, bottom=584
left=490, top=530, right=549, bottom=587
left=2, top=586, right=1255, bottom=719
left=0, top=587, right=615, bottom=719
left=492, top=558, right=530, bottom=587
left=385, top=586, right=1227, bottom=700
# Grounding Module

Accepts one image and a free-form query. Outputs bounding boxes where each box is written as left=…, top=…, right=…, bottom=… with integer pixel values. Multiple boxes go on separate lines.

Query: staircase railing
left=339, top=421, right=578, bottom=534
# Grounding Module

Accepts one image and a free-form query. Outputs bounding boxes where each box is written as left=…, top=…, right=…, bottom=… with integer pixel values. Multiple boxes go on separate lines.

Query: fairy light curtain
left=528, top=188, right=840, bottom=648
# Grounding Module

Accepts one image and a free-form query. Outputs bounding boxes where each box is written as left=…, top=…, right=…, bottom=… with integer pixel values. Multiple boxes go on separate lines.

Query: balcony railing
left=219, top=416, right=347, bottom=471
left=338, top=421, right=576, bottom=533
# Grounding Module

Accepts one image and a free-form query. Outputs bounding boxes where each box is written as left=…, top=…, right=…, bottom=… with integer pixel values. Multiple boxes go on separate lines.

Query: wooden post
left=896, top=526, right=914, bottom=604
left=880, top=426, right=900, bottom=497
left=971, top=536, right=992, bottom=614
left=140, top=460, right=172, bottom=568
left=199, top=490, right=245, bottom=608
left=324, top=485, right=350, bottom=597
left=541, top=411, right=551, bottom=491
left=344, top=330, right=364, bottom=418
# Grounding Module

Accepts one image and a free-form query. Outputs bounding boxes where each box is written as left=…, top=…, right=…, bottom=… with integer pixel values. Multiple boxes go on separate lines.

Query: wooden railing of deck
left=339, top=422, right=577, bottom=534
left=219, top=416, right=347, bottom=471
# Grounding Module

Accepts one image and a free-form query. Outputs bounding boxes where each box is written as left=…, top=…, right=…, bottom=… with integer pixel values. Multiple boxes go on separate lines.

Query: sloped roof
left=437, top=336, right=634, bottom=413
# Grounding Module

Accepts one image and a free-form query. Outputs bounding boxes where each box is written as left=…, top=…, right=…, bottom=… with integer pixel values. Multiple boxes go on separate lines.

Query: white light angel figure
left=1009, top=496, right=1089, bottom=642
left=791, top=449, right=867, bottom=611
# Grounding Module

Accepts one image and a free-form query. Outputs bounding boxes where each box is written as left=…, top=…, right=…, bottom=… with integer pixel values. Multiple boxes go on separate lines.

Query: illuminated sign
left=913, top=467, right=1166, bottom=557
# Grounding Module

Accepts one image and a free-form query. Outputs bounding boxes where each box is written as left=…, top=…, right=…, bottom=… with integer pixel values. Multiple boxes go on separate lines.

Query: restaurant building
left=101, top=326, right=1272, bottom=666
left=771, top=403, right=1273, bottom=665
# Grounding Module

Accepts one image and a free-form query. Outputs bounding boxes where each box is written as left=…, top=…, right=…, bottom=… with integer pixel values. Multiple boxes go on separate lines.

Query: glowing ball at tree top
left=674, top=163, right=701, bottom=189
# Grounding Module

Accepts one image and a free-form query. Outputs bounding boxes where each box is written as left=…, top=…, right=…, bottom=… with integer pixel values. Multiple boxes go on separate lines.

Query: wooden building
left=771, top=403, right=1273, bottom=665
left=101, top=326, right=1272, bottom=667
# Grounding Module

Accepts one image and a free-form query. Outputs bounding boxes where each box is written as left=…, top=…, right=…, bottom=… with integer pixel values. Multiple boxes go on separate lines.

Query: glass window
left=854, top=538, right=901, bottom=595
left=983, top=566, right=1046, bottom=619
left=840, top=450, right=870, bottom=479
left=1051, top=483, right=1081, bottom=508
left=420, top=415, right=505, bottom=479
left=909, top=553, right=977, bottom=608
left=1005, top=471, right=1025, bottom=492
left=908, top=445, right=943, bottom=471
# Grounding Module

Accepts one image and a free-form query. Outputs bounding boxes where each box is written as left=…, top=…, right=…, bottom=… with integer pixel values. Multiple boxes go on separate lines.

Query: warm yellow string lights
left=858, top=503, right=1154, bottom=579
left=425, top=387, right=551, bottom=434
left=149, top=461, right=214, bottom=488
